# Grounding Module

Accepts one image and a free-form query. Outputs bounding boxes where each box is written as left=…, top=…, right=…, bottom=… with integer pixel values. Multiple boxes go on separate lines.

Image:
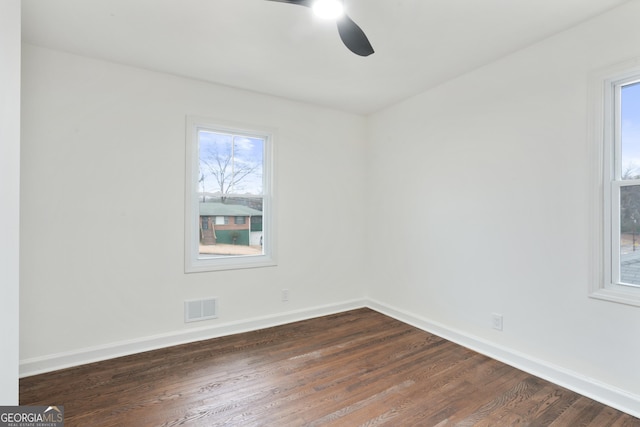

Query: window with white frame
left=591, top=62, right=640, bottom=306
left=185, top=117, right=275, bottom=272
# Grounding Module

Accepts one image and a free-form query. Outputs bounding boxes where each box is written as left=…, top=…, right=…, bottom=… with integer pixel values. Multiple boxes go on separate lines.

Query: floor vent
left=184, top=298, right=218, bottom=323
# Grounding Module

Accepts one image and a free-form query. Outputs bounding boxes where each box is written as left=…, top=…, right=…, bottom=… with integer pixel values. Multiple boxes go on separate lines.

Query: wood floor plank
left=400, top=358, right=527, bottom=426
left=20, top=308, right=640, bottom=426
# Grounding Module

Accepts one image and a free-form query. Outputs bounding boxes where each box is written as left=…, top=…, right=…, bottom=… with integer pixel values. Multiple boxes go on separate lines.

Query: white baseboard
left=19, top=297, right=640, bottom=419
left=19, top=298, right=367, bottom=378
left=366, top=299, right=640, bottom=419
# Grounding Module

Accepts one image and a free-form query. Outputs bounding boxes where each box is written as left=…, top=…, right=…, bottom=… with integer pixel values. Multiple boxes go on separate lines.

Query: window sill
left=589, top=286, right=640, bottom=308
left=185, top=254, right=277, bottom=273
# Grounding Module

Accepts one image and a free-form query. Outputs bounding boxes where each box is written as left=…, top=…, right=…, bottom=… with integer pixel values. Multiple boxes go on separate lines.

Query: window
left=591, top=62, right=640, bottom=306
left=251, top=216, right=263, bottom=231
left=185, top=117, right=275, bottom=272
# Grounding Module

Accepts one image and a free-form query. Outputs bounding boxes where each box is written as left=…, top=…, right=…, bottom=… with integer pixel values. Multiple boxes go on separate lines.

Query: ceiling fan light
left=312, top=0, right=344, bottom=19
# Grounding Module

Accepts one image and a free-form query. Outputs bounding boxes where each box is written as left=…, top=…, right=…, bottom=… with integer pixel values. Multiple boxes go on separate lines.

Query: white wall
left=367, top=0, right=640, bottom=415
left=0, top=0, right=21, bottom=405
left=20, top=44, right=367, bottom=371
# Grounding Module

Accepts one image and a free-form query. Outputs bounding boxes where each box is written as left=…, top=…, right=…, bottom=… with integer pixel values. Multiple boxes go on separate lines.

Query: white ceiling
left=21, top=0, right=629, bottom=115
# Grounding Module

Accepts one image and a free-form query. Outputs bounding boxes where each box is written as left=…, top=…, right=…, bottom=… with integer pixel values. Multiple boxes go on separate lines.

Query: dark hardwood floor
left=20, top=308, right=640, bottom=426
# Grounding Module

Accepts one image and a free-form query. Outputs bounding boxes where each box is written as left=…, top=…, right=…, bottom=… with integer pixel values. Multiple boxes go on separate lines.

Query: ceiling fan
left=265, top=0, right=375, bottom=57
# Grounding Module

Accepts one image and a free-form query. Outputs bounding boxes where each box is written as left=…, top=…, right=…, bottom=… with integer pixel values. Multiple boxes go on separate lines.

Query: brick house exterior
left=199, top=202, right=262, bottom=246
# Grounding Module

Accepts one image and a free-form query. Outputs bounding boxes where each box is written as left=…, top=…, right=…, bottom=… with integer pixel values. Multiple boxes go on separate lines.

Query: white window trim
left=184, top=116, right=277, bottom=273
left=589, top=58, right=640, bottom=307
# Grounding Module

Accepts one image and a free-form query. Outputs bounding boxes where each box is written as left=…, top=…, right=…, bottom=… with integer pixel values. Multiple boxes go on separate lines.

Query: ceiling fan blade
left=265, top=0, right=375, bottom=56
left=265, top=0, right=313, bottom=7
left=336, top=14, right=374, bottom=56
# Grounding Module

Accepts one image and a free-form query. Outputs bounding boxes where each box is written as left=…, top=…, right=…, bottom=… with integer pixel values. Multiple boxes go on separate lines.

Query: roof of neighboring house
left=199, top=202, right=262, bottom=217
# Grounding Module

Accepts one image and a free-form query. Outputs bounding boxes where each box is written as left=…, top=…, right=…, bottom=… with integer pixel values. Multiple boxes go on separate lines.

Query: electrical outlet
left=491, top=313, right=503, bottom=331
left=281, top=289, right=289, bottom=302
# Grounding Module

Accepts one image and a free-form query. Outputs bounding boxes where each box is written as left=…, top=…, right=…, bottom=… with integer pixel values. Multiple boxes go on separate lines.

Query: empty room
left=2, top=0, right=640, bottom=425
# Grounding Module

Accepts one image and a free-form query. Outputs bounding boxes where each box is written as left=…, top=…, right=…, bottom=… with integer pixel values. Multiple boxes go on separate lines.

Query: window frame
left=590, top=60, right=640, bottom=306
left=184, top=116, right=276, bottom=273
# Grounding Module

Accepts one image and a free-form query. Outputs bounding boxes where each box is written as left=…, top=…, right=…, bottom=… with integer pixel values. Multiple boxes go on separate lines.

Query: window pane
left=197, top=129, right=265, bottom=260
left=199, top=199, right=263, bottom=257
left=620, top=185, right=640, bottom=286
left=620, top=82, right=640, bottom=179
left=198, top=131, right=263, bottom=196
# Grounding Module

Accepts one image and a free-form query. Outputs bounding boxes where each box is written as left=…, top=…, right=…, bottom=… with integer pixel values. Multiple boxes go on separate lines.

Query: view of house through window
left=185, top=117, right=273, bottom=272
left=616, top=81, right=640, bottom=286
left=197, top=129, right=265, bottom=258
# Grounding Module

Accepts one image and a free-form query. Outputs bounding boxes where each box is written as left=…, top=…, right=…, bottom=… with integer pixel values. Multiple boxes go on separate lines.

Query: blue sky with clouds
left=621, top=81, right=640, bottom=175
left=198, top=130, right=264, bottom=195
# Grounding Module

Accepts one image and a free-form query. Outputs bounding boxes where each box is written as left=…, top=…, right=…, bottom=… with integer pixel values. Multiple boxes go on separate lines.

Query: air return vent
left=184, top=298, right=218, bottom=323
